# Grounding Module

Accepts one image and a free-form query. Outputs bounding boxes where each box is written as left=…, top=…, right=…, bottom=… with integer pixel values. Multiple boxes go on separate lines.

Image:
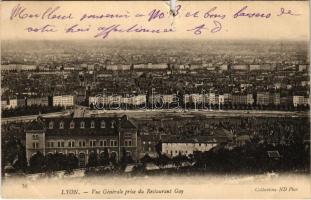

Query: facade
left=293, top=96, right=309, bottom=107
left=1, top=100, right=8, bottom=110
left=132, top=95, right=147, bottom=106
left=271, top=93, right=281, bottom=105
left=53, top=95, right=75, bottom=107
left=1, top=64, right=37, bottom=71
left=223, top=93, right=232, bottom=104
left=162, top=138, right=219, bottom=157
left=218, top=95, right=225, bottom=105
left=246, top=94, right=254, bottom=105
left=184, top=94, right=191, bottom=105
left=190, top=93, right=204, bottom=104
left=231, top=65, right=248, bottom=71
left=219, top=64, right=228, bottom=71
left=249, top=64, right=260, bottom=71
left=256, top=92, right=270, bottom=106
left=232, top=94, right=247, bottom=105
left=209, top=93, right=217, bottom=105
left=25, top=115, right=138, bottom=167
left=9, top=98, right=26, bottom=108
left=162, top=94, right=176, bottom=105
left=27, top=97, right=49, bottom=106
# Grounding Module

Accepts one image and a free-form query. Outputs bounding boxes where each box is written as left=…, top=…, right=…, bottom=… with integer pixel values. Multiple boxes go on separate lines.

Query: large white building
left=162, top=94, right=176, bottom=104
left=256, top=92, right=270, bottom=106
left=1, top=64, right=37, bottom=71
left=162, top=138, right=219, bottom=157
left=9, top=98, right=26, bottom=108
left=27, top=97, right=49, bottom=106
left=131, top=95, right=146, bottom=106
left=293, top=96, right=309, bottom=107
left=25, top=115, right=138, bottom=167
left=1, top=100, right=8, bottom=110
left=53, top=95, right=75, bottom=107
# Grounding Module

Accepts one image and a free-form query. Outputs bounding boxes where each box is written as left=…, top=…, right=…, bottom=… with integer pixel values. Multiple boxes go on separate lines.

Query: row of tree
left=2, top=105, right=65, bottom=118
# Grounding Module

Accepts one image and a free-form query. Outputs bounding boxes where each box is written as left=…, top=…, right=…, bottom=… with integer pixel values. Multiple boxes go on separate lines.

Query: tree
left=29, top=151, right=45, bottom=172
left=172, top=152, right=183, bottom=167
left=120, top=148, right=134, bottom=169
left=110, top=152, right=117, bottom=166
left=3, top=136, right=28, bottom=172
left=67, top=153, right=79, bottom=170
left=156, top=154, right=171, bottom=166
left=90, top=103, right=94, bottom=110
left=57, top=153, right=68, bottom=170
left=45, top=153, right=57, bottom=172
left=12, top=147, right=28, bottom=172
left=155, top=140, right=162, bottom=156
left=99, top=148, right=110, bottom=166
left=141, top=153, right=153, bottom=165
left=87, top=151, right=98, bottom=167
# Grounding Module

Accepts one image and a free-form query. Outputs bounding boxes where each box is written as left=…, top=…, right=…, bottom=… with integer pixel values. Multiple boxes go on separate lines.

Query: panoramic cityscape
left=1, top=39, right=310, bottom=178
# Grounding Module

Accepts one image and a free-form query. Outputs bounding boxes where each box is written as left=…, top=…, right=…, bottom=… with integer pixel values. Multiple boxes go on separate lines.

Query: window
left=59, top=121, right=64, bottom=129
left=49, top=121, right=54, bottom=129
left=32, top=142, right=39, bottom=149
left=99, top=140, right=103, bottom=147
left=47, top=141, right=54, bottom=148
left=32, top=134, right=39, bottom=140
left=89, top=140, right=96, bottom=147
left=79, top=141, right=86, bottom=147
left=80, top=121, right=85, bottom=129
left=124, top=139, right=132, bottom=147
left=57, top=141, right=65, bottom=147
left=70, top=121, right=75, bottom=129
left=101, top=121, right=106, bottom=128
left=68, top=141, right=75, bottom=148
left=91, top=121, right=95, bottom=128
left=110, top=140, right=117, bottom=147
left=103, top=140, right=107, bottom=147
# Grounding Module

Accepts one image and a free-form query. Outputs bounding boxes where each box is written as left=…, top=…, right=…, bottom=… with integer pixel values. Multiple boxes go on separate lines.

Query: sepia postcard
left=0, top=0, right=310, bottom=199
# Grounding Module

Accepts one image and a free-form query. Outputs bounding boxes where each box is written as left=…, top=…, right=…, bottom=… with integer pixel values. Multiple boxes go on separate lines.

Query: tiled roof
left=26, top=119, right=46, bottom=131
left=46, top=127, right=118, bottom=136
left=26, top=115, right=136, bottom=135
left=163, top=135, right=225, bottom=144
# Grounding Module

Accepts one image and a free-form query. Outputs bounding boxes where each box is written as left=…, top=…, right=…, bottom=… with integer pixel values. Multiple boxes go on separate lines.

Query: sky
left=1, top=1, right=309, bottom=41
